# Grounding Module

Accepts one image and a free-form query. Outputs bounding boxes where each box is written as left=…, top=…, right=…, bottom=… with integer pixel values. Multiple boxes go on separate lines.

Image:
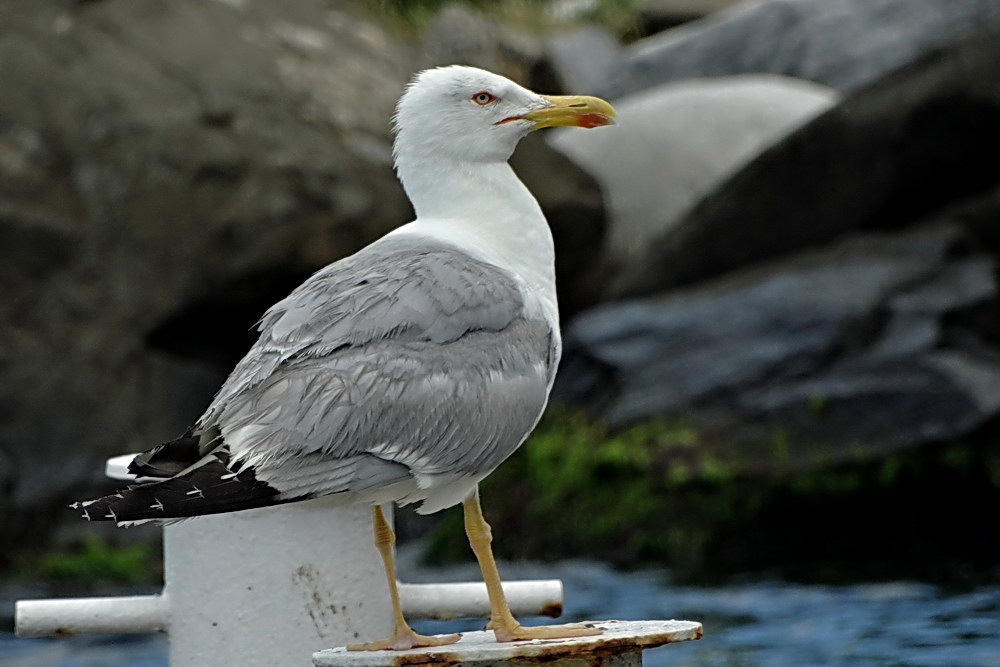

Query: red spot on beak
left=577, top=112, right=611, bottom=129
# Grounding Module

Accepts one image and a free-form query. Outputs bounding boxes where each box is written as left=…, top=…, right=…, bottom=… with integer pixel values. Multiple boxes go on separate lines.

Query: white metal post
left=163, top=498, right=391, bottom=665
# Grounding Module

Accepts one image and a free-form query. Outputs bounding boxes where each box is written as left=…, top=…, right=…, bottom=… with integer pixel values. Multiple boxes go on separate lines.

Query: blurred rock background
left=1, top=0, right=999, bottom=585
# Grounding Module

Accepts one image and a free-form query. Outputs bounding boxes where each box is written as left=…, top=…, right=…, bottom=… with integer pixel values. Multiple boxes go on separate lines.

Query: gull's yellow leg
left=348, top=505, right=460, bottom=651
left=463, top=489, right=601, bottom=642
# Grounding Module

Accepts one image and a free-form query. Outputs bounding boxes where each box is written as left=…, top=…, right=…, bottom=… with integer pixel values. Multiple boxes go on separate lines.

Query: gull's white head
left=392, top=65, right=616, bottom=166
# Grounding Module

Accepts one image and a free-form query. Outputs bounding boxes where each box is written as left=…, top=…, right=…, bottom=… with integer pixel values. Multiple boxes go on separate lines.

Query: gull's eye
left=472, top=91, right=497, bottom=106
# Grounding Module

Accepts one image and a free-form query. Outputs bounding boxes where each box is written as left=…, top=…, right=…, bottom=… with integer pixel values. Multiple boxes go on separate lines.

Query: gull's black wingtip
left=72, top=454, right=294, bottom=524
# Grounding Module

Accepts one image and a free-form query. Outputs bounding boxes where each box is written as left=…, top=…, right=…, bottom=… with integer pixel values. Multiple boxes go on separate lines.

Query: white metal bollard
left=15, top=455, right=565, bottom=666
left=165, top=499, right=391, bottom=665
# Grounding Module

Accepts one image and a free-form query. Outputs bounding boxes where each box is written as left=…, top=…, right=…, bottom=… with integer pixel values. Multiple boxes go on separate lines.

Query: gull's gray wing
left=202, top=234, right=535, bottom=419
left=83, top=235, right=556, bottom=523
left=200, top=235, right=554, bottom=498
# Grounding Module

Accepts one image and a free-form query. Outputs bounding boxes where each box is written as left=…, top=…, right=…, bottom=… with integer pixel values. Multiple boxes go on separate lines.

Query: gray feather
left=198, top=236, right=553, bottom=500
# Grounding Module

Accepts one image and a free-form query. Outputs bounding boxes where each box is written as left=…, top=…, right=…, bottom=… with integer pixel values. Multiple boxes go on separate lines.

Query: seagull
left=75, top=65, right=616, bottom=651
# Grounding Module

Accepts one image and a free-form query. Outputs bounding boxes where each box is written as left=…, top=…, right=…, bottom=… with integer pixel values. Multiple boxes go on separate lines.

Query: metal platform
left=313, top=619, right=703, bottom=667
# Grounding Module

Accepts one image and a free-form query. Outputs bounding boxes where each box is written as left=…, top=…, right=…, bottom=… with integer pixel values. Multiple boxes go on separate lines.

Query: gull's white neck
left=389, top=154, right=559, bottom=325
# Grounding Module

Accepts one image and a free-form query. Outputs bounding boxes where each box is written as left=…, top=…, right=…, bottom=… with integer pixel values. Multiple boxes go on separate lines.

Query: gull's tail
left=72, top=439, right=290, bottom=526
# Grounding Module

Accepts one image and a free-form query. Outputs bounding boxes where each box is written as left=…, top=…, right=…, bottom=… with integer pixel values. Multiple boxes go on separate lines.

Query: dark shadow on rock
left=146, top=268, right=313, bottom=371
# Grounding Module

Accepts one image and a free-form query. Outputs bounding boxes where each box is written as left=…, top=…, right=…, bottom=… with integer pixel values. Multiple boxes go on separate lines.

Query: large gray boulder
left=418, top=2, right=542, bottom=84
left=638, top=0, right=746, bottom=33
left=556, top=223, right=1000, bottom=467
left=602, top=0, right=1000, bottom=99
left=547, top=75, right=835, bottom=276
left=542, top=26, right=622, bottom=94
left=610, top=29, right=1000, bottom=298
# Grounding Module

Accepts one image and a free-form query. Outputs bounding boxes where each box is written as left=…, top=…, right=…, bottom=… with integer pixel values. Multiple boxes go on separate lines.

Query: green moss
left=941, top=443, right=972, bottom=469
left=771, top=428, right=791, bottom=466
left=699, top=456, right=735, bottom=483
left=878, top=455, right=903, bottom=485
left=849, top=440, right=871, bottom=462
left=422, top=407, right=1000, bottom=579
left=807, top=393, right=828, bottom=416
left=19, top=536, right=158, bottom=584
left=666, top=462, right=690, bottom=485
left=424, top=408, right=746, bottom=565
left=989, top=453, right=1000, bottom=489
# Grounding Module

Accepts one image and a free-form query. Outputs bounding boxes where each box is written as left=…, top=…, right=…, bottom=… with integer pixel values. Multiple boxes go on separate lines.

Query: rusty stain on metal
left=53, top=627, right=74, bottom=638
left=392, top=651, right=463, bottom=667
left=293, top=563, right=343, bottom=638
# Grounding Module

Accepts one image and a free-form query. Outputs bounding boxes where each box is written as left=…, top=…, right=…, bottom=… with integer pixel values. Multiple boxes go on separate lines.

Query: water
left=401, top=557, right=1000, bottom=666
left=3, top=555, right=998, bottom=666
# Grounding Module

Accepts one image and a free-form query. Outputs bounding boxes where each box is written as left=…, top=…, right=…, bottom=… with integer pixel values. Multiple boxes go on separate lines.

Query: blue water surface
left=3, top=555, right=998, bottom=666
left=404, top=557, right=1000, bottom=667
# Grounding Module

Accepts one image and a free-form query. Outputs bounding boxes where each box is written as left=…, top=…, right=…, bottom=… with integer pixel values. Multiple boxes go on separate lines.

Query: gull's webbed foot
left=490, top=620, right=601, bottom=643
left=347, top=628, right=461, bottom=651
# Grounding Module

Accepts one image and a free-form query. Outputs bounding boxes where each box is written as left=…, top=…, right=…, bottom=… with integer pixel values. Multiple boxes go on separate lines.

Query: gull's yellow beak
left=500, top=95, right=617, bottom=130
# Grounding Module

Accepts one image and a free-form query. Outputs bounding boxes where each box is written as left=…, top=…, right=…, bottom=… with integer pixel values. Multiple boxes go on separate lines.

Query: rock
left=0, top=0, right=415, bottom=554
left=418, top=3, right=543, bottom=83
left=602, top=0, right=1000, bottom=99
left=543, top=26, right=621, bottom=93
left=556, top=223, right=1000, bottom=467
left=611, top=29, right=1000, bottom=298
left=947, top=184, right=1000, bottom=255
left=638, top=0, right=746, bottom=33
left=547, top=75, right=835, bottom=275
